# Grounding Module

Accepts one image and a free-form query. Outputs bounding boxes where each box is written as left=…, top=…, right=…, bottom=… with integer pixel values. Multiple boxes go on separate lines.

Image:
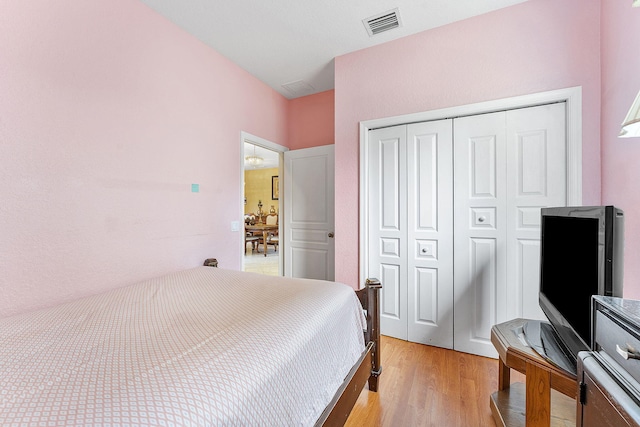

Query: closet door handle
left=328, top=232, right=335, bottom=238
left=478, top=216, right=486, bottom=223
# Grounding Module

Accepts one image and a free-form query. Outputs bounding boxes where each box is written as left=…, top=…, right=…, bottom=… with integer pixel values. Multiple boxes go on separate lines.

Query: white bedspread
left=0, top=267, right=366, bottom=426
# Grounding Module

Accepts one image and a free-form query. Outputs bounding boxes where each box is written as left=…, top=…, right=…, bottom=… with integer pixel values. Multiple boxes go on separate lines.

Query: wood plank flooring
left=345, top=335, right=525, bottom=427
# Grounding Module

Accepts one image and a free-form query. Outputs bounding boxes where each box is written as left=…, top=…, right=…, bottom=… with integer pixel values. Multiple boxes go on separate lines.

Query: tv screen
left=537, top=206, right=624, bottom=370
left=540, top=215, right=599, bottom=347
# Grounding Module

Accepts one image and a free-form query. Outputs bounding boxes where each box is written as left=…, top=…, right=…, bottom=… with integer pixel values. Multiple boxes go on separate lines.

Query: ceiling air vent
left=363, top=8, right=402, bottom=37
left=281, top=80, right=315, bottom=97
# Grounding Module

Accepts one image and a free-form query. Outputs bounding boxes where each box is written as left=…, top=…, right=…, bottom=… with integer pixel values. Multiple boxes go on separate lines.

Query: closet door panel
left=368, top=125, right=408, bottom=340
left=506, top=103, right=566, bottom=320
left=470, top=136, right=497, bottom=198
left=454, top=111, right=507, bottom=358
left=469, top=237, right=498, bottom=342
left=407, top=120, right=454, bottom=348
left=380, top=263, right=401, bottom=319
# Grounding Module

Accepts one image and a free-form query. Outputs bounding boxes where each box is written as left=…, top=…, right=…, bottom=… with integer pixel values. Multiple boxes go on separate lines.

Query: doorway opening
left=240, top=132, right=287, bottom=276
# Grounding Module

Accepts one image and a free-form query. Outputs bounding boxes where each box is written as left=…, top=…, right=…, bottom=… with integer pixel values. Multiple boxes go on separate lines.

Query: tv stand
left=490, top=318, right=577, bottom=426
left=523, top=320, right=576, bottom=376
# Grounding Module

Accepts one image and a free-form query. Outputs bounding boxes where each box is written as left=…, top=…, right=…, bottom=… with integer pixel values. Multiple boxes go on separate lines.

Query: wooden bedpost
left=364, top=278, right=382, bottom=391
left=356, top=278, right=382, bottom=392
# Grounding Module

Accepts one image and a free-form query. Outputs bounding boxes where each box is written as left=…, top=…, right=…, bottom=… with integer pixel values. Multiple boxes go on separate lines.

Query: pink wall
left=0, top=0, right=289, bottom=318
left=287, top=90, right=335, bottom=149
left=334, top=0, right=602, bottom=288
left=601, top=1, right=640, bottom=299
left=7, top=0, right=638, bottom=318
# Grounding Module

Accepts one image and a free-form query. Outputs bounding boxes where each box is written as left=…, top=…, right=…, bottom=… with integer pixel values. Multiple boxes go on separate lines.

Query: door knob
left=478, top=216, right=486, bottom=223
left=328, top=232, right=335, bottom=238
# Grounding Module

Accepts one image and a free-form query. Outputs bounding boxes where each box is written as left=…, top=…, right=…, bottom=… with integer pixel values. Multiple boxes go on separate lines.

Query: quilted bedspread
left=0, top=267, right=366, bottom=426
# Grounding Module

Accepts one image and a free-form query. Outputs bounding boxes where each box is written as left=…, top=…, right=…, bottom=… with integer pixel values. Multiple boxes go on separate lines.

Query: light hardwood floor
left=345, top=336, right=525, bottom=427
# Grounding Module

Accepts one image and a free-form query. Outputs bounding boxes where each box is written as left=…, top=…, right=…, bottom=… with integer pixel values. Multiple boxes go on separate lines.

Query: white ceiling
left=138, top=0, right=529, bottom=99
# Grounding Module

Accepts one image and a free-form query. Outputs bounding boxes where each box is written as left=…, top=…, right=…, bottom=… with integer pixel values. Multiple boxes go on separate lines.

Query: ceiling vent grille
left=363, top=8, right=402, bottom=37
left=281, top=80, right=315, bottom=97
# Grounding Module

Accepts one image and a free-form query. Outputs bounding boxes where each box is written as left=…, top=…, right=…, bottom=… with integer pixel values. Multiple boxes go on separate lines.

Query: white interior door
left=283, top=145, right=335, bottom=280
left=453, top=104, right=566, bottom=357
left=368, top=121, right=454, bottom=347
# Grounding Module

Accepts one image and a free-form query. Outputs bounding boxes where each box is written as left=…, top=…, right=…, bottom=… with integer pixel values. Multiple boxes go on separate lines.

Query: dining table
left=245, top=223, right=278, bottom=256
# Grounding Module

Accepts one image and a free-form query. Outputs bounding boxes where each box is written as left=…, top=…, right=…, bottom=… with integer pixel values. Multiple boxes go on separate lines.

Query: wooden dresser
left=577, top=296, right=640, bottom=426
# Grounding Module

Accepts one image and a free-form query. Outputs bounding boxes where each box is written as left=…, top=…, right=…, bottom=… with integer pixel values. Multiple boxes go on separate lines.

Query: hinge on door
left=579, top=381, right=587, bottom=405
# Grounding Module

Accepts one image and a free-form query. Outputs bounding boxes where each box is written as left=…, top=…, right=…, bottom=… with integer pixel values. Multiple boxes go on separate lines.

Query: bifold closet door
left=406, top=121, right=454, bottom=347
left=368, top=102, right=566, bottom=356
left=368, top=125, right=408, bottom=340
left=505, top=104, right=566, bottom=321
left=452, top=112, right=508, bottom=358
left=368, top=120, right=454, bottom=348
left=453, top=103, right=566, bottom=358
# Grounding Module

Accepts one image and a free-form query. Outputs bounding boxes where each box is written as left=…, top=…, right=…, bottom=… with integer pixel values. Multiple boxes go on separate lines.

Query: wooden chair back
left=265, top=214, right=278, bottom=225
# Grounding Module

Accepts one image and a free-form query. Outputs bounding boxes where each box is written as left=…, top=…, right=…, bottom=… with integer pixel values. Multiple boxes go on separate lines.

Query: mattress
left=0, top=267, right=366, bottom=426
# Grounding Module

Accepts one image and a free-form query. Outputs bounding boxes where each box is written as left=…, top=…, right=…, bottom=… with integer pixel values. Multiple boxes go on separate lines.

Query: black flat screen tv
left=530, top=205, right=624, bottom=374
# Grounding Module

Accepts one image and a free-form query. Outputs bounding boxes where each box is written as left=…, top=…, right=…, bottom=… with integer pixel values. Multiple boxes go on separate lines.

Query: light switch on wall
left=231, top=221, right=240, bottom=232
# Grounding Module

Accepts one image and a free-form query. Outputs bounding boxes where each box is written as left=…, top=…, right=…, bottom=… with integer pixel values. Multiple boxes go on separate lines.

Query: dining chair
left=259, top=214, right=279, bottom=256
left=244, top=226, right=260, bottom=254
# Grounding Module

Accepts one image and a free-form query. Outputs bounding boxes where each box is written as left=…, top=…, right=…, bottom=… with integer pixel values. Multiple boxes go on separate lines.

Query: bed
left=0, top=263, right=381, bottom=426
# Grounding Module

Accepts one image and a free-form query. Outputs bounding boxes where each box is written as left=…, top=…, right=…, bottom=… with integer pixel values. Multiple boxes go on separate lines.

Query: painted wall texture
left=287, top=90, right=335, bottom=150
left=600, top=1, right=640, bottom=299
left=4, top=0, right=640, bottom=318
left=0, top=0, right=289, bottom=317
left=244, top=168, right=279, bottom=216
left=334, top=0, right=602, bottom=289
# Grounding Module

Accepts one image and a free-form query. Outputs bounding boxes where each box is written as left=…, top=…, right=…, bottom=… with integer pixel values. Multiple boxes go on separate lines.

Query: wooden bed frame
left=204, top=259, right=382, bottom=426
left=314, top=278, right=382, bottom=426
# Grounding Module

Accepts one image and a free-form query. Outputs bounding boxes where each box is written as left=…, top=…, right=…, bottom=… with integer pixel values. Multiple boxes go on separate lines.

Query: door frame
left=240, top=131, right=288, bottom=275
left=359, top=86, right=583, bottom=284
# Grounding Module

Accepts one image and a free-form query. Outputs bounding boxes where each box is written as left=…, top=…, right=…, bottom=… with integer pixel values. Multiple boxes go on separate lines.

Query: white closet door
left=367, top=102, right=567, bottom=356
left=406, top=121, right=454, bottom=347
left=454, top=104, right=567, bottom=357
left=453, top=112, right=508, bottom=358
left=368, top=125, right=408, bottom=340
left=505, top=103, right=566, bottom=321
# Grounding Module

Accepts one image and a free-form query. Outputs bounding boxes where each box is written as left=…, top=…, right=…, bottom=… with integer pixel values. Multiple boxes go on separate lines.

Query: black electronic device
left=524, top=206, right=624, bottom=375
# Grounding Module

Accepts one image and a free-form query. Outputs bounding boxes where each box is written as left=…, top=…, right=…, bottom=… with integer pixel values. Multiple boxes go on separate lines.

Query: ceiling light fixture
left=245, top=145, right=264, bottom=166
